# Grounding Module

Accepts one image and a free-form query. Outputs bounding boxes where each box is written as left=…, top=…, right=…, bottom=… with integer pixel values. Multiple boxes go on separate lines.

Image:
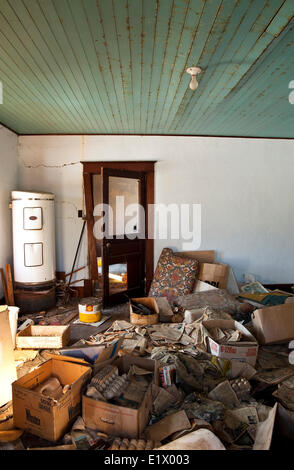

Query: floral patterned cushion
left=149, top=248, right=199, bottom=302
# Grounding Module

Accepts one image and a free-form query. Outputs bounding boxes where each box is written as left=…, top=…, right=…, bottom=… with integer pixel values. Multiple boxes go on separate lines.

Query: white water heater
left=11, top=191, right=56, bottom=287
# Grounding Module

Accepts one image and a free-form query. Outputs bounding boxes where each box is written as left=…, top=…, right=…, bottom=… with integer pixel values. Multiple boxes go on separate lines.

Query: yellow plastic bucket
left=79, top=297, right=102, bottom=323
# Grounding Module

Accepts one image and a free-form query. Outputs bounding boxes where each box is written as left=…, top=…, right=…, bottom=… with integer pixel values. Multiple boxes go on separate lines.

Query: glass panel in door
left=108, top=176, right=140, bottom=237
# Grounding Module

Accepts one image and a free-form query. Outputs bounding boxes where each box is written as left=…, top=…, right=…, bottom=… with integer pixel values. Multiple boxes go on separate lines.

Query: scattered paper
left=208, top=380, right=240, bottom=409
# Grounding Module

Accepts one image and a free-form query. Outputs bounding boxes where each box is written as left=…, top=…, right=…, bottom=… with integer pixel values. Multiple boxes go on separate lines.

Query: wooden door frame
left=101, top=166, right=146, bottom=306
left=82, top=161, right=156, bottom=296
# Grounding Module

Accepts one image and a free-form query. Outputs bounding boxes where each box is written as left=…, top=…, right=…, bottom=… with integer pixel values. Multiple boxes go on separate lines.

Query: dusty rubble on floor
left=2, top=281, right=294, bottom=450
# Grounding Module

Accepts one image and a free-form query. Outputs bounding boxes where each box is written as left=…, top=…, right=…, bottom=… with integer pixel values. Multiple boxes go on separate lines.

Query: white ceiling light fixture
left=186, top=66, right=202, bottom=91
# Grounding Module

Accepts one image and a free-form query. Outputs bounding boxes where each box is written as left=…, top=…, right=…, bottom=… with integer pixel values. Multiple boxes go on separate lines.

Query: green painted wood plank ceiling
left=0, top=0, right=294, bottom=136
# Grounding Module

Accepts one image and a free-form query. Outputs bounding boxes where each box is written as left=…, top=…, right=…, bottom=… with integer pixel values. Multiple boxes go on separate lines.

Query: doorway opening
left=82, top=161, right=155, bottom=308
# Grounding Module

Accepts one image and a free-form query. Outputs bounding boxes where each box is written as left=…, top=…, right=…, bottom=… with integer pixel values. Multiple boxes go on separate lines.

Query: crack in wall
left=19, top=158, right=80, bottom=169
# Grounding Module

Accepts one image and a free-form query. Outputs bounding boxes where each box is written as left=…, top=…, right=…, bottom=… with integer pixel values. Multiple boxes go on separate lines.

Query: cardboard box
left=0, top=309, right=17, bottom=407
left=251, top=303, right=294, bottom=345
left=199, top=263, right=229, bottom=289
left=254, top=403, right=294, bottom=450
left=16, top=325, right=70, bottom=349
left=12, top=358, right=91, bottom=441
left=83, top=356, right=157, bottom=438
left=203, top=319, right=258, bottom=366
left=56, top=338, right=123, bottom=374
left=178, top=250, right=215, bottom=264
left=129, top=297, right=159, bottom=325
left=194, top=280, right=219, bottom=293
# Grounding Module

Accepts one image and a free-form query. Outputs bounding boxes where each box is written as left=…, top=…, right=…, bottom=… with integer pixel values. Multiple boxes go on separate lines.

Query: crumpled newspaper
left=181, top=393, right=225, bottom=422
left=151, top=347, right=224, bottom=393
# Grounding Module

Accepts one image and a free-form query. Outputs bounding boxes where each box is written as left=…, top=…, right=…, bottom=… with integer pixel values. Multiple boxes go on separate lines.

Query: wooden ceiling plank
left=21, top=0, right=95, bottom=131
left=0, top=0, right=293, bottom=136
left=36, top=0, right=104, bottom=131
left=165, top=0, right=249, bottom=133
left=68, top=0, right=117, bottom=132
left=150, top=0, right=193, bottom=133
left=85, top=0, right=123, bottom=132
left=52, top=0, right=107, bottom=131
left=161, top=0, right=225, bottom=133
left=144, top=0, right=174, bottom=133
left=183, top=0, right=292, bottom=132
left=1, top=0, right=88, bottom=132
left=202, top=17, right=294, bottom=134
left=176, top=0, right=268, bottom=132
left=96, top=0, right=130, bottom=132
left=214, top=33, right=294, bottom=136
left=167, top=0, right=235, bottom=133
left=140, top=0, right=158, bottom=134
left=128, top=0, right=144, bottom=133
left=111, top=0, right=136, bottom=133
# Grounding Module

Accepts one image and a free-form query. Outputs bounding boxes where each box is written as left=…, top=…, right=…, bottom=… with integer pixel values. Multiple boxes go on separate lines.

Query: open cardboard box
left=16, top=325, right=70, bottom=349
left=252, top=303, right=294, bottom=345
left=51, top=338, right=123, bottom=372
left=12, top=358, right=91, bottom=442
left=203, top=319, right=258, bottom=366
left=83, top=355, right=158, bottom=438
left=198, top=262, right=229, bottom=289
left=129, top=297, right=159, bottom=325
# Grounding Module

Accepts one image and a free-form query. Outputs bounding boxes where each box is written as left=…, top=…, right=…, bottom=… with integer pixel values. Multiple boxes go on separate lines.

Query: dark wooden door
left=100, top=167, right=146, bottom=307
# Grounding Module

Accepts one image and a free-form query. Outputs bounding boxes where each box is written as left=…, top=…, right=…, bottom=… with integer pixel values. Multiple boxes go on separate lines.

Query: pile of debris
left=1, top=250, right=294, bottom=451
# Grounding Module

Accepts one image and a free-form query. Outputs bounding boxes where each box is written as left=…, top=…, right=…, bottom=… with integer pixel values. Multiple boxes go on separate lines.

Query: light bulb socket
left=186, top=66, right=202, bottom=91
left=186, top=66, right=202, bottom=76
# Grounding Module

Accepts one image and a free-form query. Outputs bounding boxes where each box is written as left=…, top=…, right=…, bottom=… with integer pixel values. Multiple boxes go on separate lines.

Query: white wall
left=18, top=135, right=294, bottom=285
left=0, top=125, right=18, bottom=298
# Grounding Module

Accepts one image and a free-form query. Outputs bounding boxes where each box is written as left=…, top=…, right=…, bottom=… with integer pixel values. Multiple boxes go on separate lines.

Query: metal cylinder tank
left=11, top=191, right=56, bottom=313
left=12, top=191, right=56, bottom=286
